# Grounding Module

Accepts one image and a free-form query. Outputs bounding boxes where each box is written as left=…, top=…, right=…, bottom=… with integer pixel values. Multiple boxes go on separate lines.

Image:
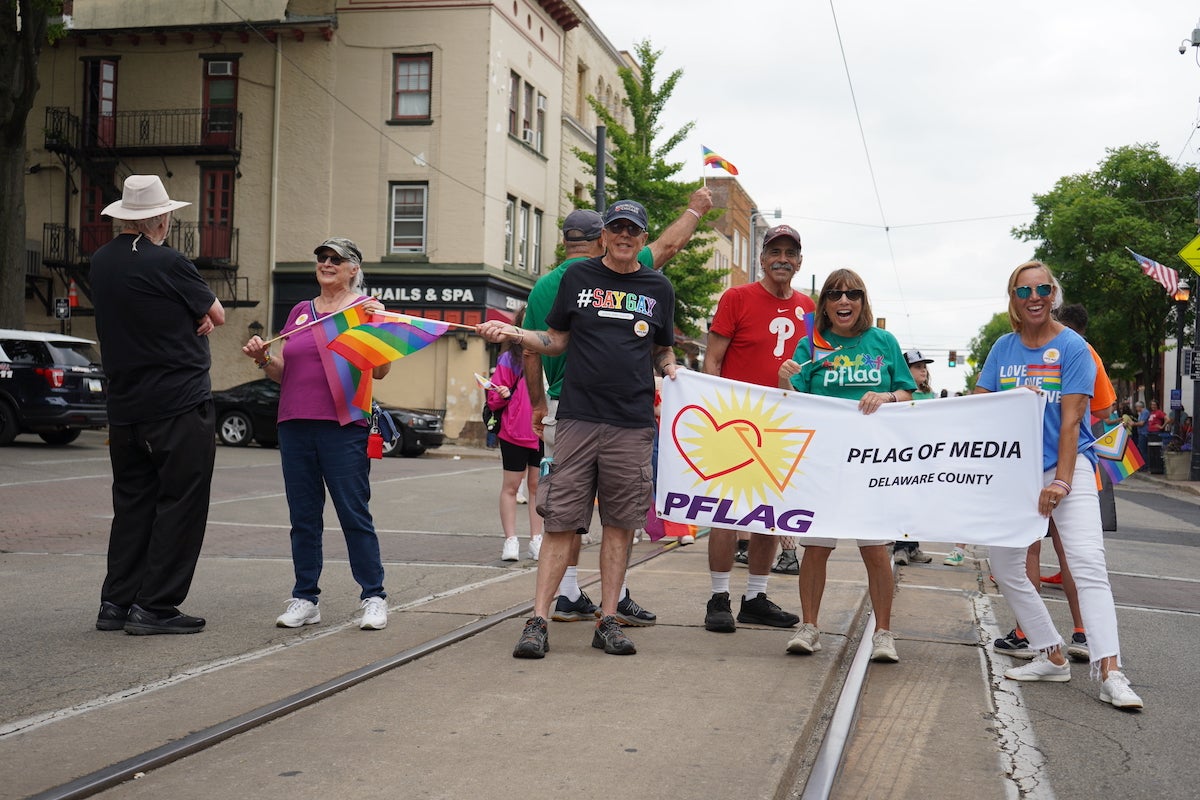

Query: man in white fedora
left=90, top=174, right=225, bottom=635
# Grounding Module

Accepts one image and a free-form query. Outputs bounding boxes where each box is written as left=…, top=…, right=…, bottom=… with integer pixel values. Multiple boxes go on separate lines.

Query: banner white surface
left=657, top=370, right=1048, bottom=547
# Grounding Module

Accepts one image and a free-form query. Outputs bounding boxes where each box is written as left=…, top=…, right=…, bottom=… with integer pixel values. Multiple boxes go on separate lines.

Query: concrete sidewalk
left=5, top=535, right=881, bottom=800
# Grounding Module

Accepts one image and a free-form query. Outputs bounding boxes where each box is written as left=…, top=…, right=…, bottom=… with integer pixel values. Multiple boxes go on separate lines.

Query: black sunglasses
left=605, top=221, right=645, bottom=236
left=1013, top=283, right=1052, bottom=300
left=825, top=289, right=865, bottom=301
left=316, top=253, right=351, bottom=266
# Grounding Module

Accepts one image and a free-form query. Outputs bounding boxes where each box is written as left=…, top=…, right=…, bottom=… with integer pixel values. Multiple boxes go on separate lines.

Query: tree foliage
left=571, top=40, right=725, bottom=337
left=0, top=0, right=62, bottom=328
left=1011, top=144, right=1199, bottom=404
left=965, top=312, right=1010, bottom=392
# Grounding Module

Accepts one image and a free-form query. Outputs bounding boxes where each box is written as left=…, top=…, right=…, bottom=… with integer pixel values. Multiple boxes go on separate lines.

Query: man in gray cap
left=90, top=175, right=225, bottom=635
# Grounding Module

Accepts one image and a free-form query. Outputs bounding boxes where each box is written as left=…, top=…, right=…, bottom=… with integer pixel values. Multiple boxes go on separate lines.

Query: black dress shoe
left=124, top=604, right=206, bottom=635
left=96, top=601, right=129, bottom=631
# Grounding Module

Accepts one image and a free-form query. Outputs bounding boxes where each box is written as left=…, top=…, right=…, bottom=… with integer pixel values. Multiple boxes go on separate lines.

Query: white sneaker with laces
left=786, top=622, right=822, bottom=654
left=1004, top=654, right=1071, bottom=682
left=1100, top=670, right=1143, bottom=709
left=871, top=629, right=899, bottom=662
left=528, top=535, right=542, bottom=561
left=276, top=598, right=320, bottom=628
left=516, top=491, right=528, bottom=504
left=359, top=596, right=388, bottom=630
left=502, top=536, right=520, bottom=561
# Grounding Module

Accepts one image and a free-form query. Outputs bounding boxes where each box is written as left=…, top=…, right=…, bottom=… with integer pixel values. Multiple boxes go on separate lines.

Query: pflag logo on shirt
left=670, top=387, right=814, bottom=505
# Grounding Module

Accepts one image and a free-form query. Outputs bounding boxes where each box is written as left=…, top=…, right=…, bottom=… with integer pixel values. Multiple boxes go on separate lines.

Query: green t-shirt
left=526, top=246, right=655, bottom=398
left=788, top=327, right=917, bottom=400
left=912, top=390, right=937, bottom=400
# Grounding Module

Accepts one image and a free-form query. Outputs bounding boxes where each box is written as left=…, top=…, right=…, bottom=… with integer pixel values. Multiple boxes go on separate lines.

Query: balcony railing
left=44, top=106, right=242, bottom=156
left=42, top=221, right=239, bottom=269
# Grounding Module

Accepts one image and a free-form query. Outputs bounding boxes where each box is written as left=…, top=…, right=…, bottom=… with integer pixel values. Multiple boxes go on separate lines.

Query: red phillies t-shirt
left=709, top=282, right=816, bottom=386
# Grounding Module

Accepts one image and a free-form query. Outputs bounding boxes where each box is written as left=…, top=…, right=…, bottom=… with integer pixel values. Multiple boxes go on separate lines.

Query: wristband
left=888, top=391, right=897, bottom=403
left=256, top=354, right=272, bottom=369
left=686, top=208, right=702, bottom=220
left=1050, top=479, right=1071, bottom=494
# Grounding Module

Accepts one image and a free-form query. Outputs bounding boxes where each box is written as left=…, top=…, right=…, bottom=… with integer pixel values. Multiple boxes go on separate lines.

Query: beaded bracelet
left=888, top=391, right=897, bottom=403
left=1050, top=479, right=1071, bottom=494
left=256, top=354, right=272, bottom=369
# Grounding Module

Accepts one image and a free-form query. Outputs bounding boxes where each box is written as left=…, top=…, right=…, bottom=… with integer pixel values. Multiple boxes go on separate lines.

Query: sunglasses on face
left=605, top=221, right=645, bottom=237
left=316, top=253, right=351, bottom=266
left=1013, top=283, right=1052, bottom=300
left=825, top=289, right=865, bottom=301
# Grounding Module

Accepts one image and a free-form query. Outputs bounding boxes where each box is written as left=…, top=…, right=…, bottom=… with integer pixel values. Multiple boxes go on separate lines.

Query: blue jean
left=278, top=420, right=385, bottom=602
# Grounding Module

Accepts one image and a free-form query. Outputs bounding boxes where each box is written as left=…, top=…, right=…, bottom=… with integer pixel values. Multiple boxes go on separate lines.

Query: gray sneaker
left=592, top=615, right=636, bottom=655
left=786, top=622, right=821, bottom=654
left=513, top=616, right=549, bottom=659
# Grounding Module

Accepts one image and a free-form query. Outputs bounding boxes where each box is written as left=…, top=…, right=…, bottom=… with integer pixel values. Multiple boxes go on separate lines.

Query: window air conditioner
left=207, top=61, right=233, bottom=76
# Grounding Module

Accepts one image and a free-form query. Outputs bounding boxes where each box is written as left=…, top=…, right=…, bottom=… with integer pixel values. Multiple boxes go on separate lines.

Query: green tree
left=572, top=39, right=725, bottom=337
left=1012, top=144, right=1199, bottom=403
left=1, top=1, right=63, bottom=328
left=965, top=312, right=1011, bottom=392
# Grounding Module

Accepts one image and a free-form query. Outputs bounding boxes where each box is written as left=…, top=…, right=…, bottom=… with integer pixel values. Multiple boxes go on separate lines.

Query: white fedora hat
left=101, top=175, right=191, bottom=220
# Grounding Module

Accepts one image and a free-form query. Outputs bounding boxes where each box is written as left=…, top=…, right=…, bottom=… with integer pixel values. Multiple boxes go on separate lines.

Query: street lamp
left=748, top=207, right=781, bottom=282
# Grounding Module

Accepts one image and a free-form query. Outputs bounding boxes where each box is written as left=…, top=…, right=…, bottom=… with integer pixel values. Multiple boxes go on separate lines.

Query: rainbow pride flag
left=311, top=303, right=375, bottom=424
left=803, top=312, right=839, bottom=363
left=330, top=312, right=450, bottom=372
left=1092, top=424, right=1144, bottom=485
left=702, top=145, right=738, bottom=175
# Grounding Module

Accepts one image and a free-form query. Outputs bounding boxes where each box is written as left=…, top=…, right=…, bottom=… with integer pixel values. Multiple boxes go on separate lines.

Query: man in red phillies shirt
left=701, top=224, right=814, bottom=633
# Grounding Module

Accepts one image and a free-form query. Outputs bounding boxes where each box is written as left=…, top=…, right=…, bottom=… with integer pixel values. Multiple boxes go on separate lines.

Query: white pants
left=989, top=460, right=1121, bottom=673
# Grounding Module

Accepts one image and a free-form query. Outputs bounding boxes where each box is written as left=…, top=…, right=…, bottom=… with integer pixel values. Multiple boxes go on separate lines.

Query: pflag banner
left=657, top=370, right=1047, bottom=547
left=1092, top=423, right=1144, bottom=485
left=702, top=145, right=739, bottom=175
left=1127, top=248, right=1180, bottom=294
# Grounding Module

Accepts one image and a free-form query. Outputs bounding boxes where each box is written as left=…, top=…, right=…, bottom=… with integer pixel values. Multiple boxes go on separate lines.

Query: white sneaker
left=528, top=535, right=542, bottom=561
left=786, top=622, right=822, bottom=654
left=631, top=528, right=643, bottom=544
left=276, top=598, right=320, bottom=628
left=1004, top=654, right=1071, bottom=682
left=359, top=596, right=388, bottom=630
left=871, top=629, right=899, bottom=662
left=1100, top=670, right=1144, bottom=709
left=501, top=536, right=520, bottom=561
left=516, top=491, right=528, bottom=504
left=680, top=534, right=695, bottom=545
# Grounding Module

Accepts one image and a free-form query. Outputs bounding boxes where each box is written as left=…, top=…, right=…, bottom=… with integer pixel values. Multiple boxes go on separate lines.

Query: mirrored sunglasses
left=1013, top=283, right=1052, bottom=300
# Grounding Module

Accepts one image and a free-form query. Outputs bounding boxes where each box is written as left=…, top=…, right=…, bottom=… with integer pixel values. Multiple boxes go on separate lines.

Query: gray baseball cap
left=563, top=209, right=603, bottom=242
left=314, top=237, right=362, bottom=264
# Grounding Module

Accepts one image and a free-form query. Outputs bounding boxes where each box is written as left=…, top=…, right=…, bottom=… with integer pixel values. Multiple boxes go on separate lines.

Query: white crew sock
left=745, top=573, right=768, bottom=600
left=557, top=566, right=580, bottom=601
left=710, top=571, right=732, bottom=595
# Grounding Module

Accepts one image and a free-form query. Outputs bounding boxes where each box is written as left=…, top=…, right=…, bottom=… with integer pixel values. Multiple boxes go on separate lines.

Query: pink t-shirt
left=277, top=298, right=370, bottom=425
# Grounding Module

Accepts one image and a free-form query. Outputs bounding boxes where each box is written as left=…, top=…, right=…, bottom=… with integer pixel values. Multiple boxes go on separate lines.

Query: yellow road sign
left=1178, top=234, right=1200, bottom=273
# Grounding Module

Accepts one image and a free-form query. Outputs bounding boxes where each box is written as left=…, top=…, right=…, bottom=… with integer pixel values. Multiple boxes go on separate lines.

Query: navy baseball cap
left=563, top=209, right=603, bottom=241
left=603, top=200, right=648, bottom=232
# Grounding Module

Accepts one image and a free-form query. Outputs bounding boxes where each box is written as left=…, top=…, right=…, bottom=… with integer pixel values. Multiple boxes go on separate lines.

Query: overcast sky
left=581, top=1, right=1200, bottom=392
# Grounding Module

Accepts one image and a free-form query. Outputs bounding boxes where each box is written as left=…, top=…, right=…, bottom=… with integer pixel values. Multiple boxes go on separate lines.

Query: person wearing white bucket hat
left=90, top=174, right=226, bottom=635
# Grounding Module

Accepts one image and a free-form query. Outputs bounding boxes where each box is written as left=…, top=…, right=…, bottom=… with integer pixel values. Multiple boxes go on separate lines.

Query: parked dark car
left=212, top=378, right=444, bottom=457
left=0, top=329, right=108, bottom=446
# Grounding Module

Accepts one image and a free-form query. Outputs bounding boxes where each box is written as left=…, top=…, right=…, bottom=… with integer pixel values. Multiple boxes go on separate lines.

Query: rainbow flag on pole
left=702, top=145, right=739, bottom=175
left=1092, top=424, right=1145, bottom=484
left=311, top=303, right=375, bottom=424
left=803, top=312, right=839, bottom=363
left=330, top=313, right=450, bottom=372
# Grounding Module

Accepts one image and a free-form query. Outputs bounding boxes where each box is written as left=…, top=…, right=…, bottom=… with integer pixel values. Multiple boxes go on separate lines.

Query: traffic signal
left=948, top=350, right=957, bottom=368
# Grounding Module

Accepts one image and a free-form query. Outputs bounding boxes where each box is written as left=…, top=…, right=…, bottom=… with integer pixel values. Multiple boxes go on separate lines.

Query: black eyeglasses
left=825, top=289, right=864, bottom=301
left=605, top=221, right=645, bottom=236
left=1013, top=283, right=1052, bottom=300
left=316, top=254, right=350, bottom=266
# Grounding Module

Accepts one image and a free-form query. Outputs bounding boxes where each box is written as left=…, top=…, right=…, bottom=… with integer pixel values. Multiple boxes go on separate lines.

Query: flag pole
left=373, top=309, right=477, bottom=330
left=259, top=296, right=373, bottom=346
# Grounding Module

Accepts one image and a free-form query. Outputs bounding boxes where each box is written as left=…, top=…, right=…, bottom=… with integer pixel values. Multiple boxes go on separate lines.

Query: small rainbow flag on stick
left=702, top=145, right=738, bottom=175
left=330, top=312, right=451, bottom=372
left=803, top=312, right=839, bottom=363
left=1092, top=424, right=1145, bottom=485
left=312, top=304, right=376, bottom=424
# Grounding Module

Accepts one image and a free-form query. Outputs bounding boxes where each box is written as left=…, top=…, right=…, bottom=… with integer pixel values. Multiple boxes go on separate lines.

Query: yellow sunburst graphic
left=671, top=388, right=814, bottom=507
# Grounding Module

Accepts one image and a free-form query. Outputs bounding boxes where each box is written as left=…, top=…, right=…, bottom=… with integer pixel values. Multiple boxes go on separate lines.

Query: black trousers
left=101, top=400, right=216, bottom=614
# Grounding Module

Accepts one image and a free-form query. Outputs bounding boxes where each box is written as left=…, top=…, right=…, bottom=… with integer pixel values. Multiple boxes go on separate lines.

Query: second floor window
left=390, top=183, right=428, bottom=253
left=393, top=54, right=432, bottom=120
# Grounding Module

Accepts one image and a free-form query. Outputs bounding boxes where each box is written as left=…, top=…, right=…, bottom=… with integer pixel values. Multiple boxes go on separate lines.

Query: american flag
left=1127, top=248, right=1180, bottom=294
